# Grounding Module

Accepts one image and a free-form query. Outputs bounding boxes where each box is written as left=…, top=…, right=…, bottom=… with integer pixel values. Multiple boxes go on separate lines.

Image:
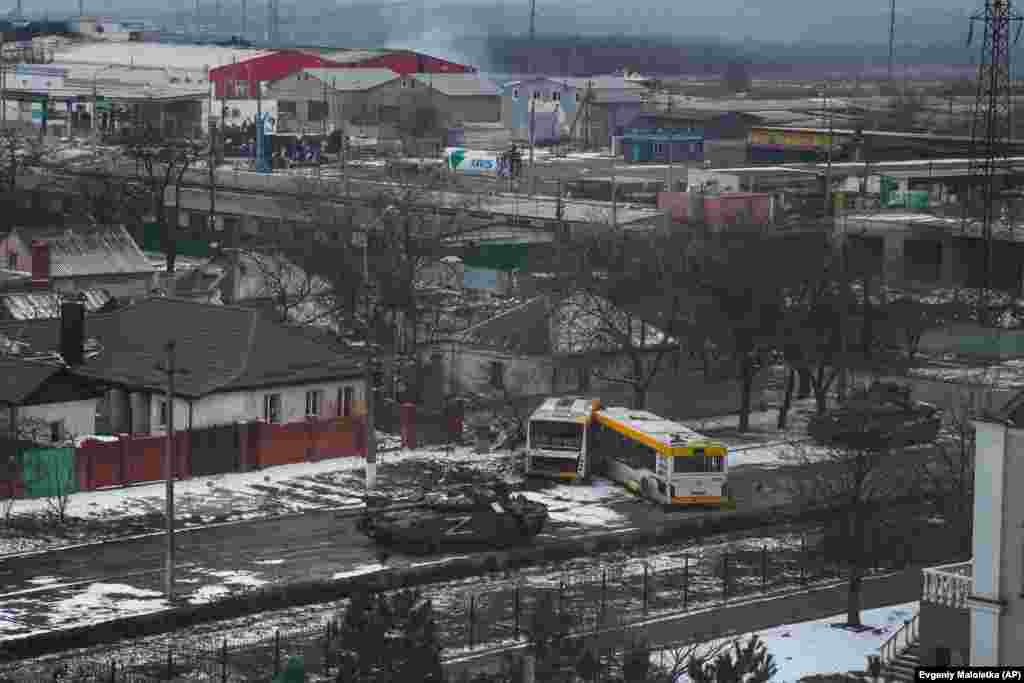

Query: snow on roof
left=51, top=42, right=272, bottom=73
left=530, top=396, right=600, bottom=422
left=412, top=73, right=500, bottom=97
left=303, top=67, right=400, bottom=91
left=596, top=406, right=722, bottom=450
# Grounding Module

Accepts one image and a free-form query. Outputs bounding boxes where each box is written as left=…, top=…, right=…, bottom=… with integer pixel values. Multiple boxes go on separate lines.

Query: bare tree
left=686, top=227, right=797, bottom=431
left=548, top=227, right=699, bottom=410
left=0, top=127, right=44, bottom=193
left=783, top=421, right=918, bottom=626
left=914, top=398, right=975, bottom=556
left=121, top=127, right=205, bottom=276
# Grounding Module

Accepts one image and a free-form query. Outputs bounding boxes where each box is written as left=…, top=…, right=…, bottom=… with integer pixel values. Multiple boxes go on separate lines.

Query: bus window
left=674, top=455, right=725, bottom=473
left=530, top=420, right=583, bottom=451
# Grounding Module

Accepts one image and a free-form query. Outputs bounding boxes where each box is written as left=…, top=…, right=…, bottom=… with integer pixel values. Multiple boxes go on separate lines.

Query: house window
left=654, top=143, right=665, bottom=155
left=279, top=100, right=297, bottom=117
left=339, top=386, right=354, bottom=417
left=307, top=100, right=328, bottom=121
left=512, top=87, right=520, bottom=99
left=532, top=91, right=540, bottom=99
left=552, top=91, right=560, bottom=102
left=158, top=400, right=168, bottom=427
left=305, top=389, right=322, bottom=417
left=263, top=393, right=282, bottom=423
left=49, top=420, right=64, bottom=443
left=6, top=252, right=15, bottom=269
left=489, top=361, right=505, bottom=389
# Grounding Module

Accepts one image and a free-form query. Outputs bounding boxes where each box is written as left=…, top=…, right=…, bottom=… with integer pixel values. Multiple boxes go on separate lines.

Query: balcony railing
left=922, top=560, right=972, bottom=609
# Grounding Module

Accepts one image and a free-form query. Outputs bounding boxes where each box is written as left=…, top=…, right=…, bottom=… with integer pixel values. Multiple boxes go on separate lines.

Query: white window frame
left=305, top=389, right=322, bottom=417
left=264, top=393, right=282, bottom=423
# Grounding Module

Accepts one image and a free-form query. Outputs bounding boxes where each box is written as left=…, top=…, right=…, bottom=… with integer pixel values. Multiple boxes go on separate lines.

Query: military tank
left=357, top=483, right=548, bottom=554
left=808, top=382, right=941, bottom=449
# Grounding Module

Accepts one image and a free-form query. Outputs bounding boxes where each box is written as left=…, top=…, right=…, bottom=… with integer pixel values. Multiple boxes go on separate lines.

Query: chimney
left=60, top=295, right=86, bottom=367
left=30, top=240, right=50, bottom=289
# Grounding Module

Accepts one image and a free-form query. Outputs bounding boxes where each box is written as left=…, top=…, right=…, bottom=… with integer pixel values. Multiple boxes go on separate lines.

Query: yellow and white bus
left=525, top=397, right=729, bottom=505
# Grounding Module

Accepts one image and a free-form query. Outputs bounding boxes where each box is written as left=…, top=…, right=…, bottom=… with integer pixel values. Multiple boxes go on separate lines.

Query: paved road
left=0, top=465, right=789, bottom=634
left=444, top=566, right=924, bottom=678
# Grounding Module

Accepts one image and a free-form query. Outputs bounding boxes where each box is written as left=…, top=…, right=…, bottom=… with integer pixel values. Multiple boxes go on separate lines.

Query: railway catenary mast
left=963, top=0, right=1023, bottom=325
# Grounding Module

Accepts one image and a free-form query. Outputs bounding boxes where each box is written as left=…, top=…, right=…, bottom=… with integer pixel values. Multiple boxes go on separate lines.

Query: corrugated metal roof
left=557, top=76, right=647, bottom=91
left=412, top=73, right=499, bottom=97
left=314, top=49, right=395, bottom=65
left=303, top=67, right=399, bottom=91
left=1, top=290, right=113, bottom=321
left=11, top=225, right=156, bottom=278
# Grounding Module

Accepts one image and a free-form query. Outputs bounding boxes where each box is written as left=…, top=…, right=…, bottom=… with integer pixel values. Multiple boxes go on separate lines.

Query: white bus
left=525, top=398, right=730, bottom=506
left=524, top=397, right=599, bottom=481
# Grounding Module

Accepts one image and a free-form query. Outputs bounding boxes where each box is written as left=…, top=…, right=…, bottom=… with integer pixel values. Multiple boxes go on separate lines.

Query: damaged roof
left=1, top=290, right=113, bottom=321
left=0, top=297, right=361, bottom=398
left=9, top=225, right=156, bottom=278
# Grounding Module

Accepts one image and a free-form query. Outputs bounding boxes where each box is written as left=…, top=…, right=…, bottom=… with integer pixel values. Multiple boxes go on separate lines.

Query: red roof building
left=210, top=48, right=476, bottom=98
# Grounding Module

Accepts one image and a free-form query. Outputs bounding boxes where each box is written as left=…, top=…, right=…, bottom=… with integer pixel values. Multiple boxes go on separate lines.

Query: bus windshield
left=530, top=420, right=584, bottom=451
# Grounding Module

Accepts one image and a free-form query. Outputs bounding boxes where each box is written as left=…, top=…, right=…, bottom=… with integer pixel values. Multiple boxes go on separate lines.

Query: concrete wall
left=17, top=399, right=97, bottom=442
left=919, top=602, right=970, bottom=666
left=145, top=379, right=367, bottom=435
left=997, top=428, right=1024, bottom=663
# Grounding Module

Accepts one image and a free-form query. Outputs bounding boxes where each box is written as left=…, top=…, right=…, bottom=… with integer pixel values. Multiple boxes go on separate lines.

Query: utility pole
left=823, top=84, right=834, bottom=218
left=156, top=341, right=188, bottom=603
left=353, top=229, right=376, bottom=490
left=611, top=146, right=617, bottom=229
left=888, top=0, right=896, bottom=83
left=664, top=140, right=672, bottom=232
left=528, top=92, right=536, bottom=196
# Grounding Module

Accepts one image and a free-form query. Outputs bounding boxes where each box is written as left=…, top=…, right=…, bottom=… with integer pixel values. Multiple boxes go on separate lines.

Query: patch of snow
left=253, top=559, right=285, bottom=566
left=520, top=485, right=629, bottom=528
left=332, top=563, right=387, bottom=579
left=52, top=583, right=166, bottom=626
left=189, top=585, right=232, bottom=605
left=658, top=602, right=920, bottom=682
left=202, top=570, right=268, bottom=587
left=27, top=576, right=60, bottom=586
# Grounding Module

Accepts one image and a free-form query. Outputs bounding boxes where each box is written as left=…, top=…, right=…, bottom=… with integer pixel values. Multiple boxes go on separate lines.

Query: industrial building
left=209, top=48, right=476, bottom=99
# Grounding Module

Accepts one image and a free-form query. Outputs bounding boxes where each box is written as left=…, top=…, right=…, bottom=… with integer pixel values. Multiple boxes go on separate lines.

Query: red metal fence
left=1, top=416, right=368, bottom=498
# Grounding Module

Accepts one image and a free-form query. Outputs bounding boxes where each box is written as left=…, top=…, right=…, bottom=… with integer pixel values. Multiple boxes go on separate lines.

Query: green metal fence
left=21, top=447, right=77, bottom=499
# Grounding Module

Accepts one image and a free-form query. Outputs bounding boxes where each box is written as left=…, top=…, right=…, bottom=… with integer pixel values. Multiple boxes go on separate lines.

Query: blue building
left=619, top=126, right=704, bottom=163
left=621, top=111, right=761, bottom=165
left=500, top=76, right=647, bottom=147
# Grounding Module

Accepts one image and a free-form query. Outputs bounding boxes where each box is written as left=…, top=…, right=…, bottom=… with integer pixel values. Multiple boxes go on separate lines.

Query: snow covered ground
left=654, top=602, right=919, bottom=682
left=0, top=442, right=518, bottom=556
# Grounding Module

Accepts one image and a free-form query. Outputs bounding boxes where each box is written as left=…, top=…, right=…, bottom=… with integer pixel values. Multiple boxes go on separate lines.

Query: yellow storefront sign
left=749, top=129, right=832, bottom=148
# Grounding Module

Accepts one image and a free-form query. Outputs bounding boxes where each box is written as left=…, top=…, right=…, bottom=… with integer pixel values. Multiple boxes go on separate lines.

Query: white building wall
left=443, top=345, right=553, bottom=397
left=147, top=379, right=366, bottom=435
left=19, top=399, right=98, bottom=442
